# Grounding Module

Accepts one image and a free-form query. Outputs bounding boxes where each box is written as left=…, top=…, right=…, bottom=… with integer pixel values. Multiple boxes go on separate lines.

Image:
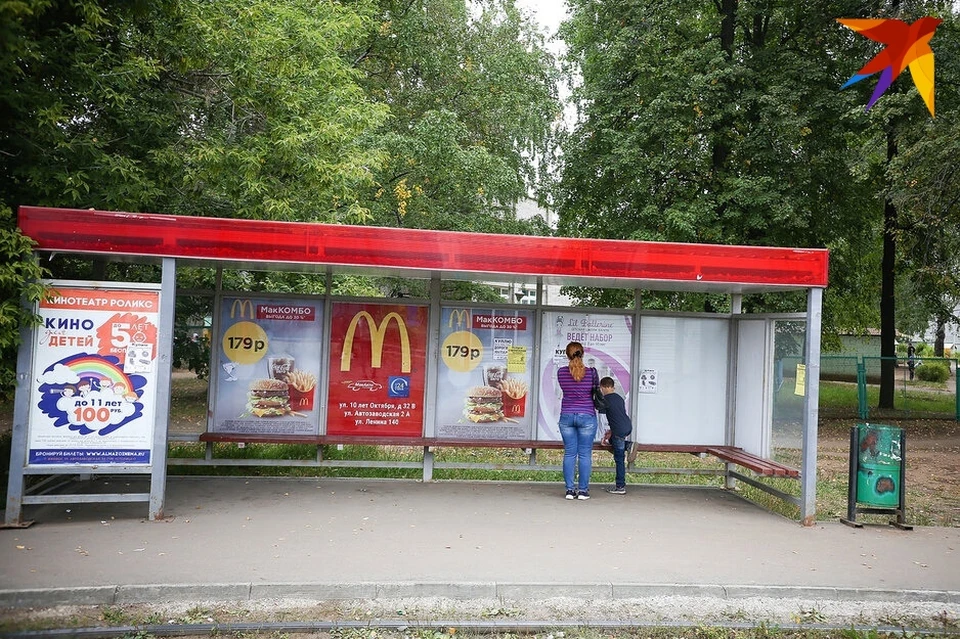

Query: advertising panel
left=27, top=283, right=160, bottom=466
left=435, top=307, right=535, bottom=440
left=212, top=297, right=323, bottom=434
left=537, top=311, right=633, bottom=441
left=327, top=303, right=428, bottom=437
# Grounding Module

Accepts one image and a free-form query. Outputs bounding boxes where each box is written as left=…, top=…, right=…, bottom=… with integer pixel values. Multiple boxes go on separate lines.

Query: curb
left=2, top=583, right=959, bottom=609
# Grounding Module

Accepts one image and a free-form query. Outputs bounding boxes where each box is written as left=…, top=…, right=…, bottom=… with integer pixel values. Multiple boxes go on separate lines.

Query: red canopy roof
left=18, top=206, right=828, bottom=293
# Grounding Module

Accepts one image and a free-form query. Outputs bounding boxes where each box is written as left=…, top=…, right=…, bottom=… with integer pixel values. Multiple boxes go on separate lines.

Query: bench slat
left=705, top=446, right=798, bottom=477
left=194, top=434, right=797, bottom=478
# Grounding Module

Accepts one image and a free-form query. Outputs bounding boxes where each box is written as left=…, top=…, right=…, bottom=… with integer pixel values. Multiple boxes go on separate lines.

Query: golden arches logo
left=448, top=309, right=470, bottom=329
left=230, top=299, right=254, bottom=319
left=340, top=311, right=411, bottom=373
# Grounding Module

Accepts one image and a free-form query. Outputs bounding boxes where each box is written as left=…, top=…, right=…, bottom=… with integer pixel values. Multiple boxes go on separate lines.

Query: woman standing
left=557, top=341, right=600, bottom=500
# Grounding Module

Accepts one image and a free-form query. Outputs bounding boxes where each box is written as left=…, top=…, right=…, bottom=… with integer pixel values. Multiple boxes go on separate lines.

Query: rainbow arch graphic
left=62, top=355, right=134, bottom=392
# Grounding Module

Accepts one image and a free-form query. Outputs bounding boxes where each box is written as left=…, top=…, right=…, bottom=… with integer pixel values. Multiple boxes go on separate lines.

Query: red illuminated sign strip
left=18, top=206, right=828, bottom=288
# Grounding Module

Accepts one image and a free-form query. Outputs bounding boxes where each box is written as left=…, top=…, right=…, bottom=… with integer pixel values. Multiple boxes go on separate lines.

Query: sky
left=515, top=0, right=567, bottom=39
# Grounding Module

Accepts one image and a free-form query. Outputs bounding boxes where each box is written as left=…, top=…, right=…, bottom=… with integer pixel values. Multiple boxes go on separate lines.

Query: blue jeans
left=559, top=412, right=598, bottom=492
left=609, top=435, right=627, bottom=488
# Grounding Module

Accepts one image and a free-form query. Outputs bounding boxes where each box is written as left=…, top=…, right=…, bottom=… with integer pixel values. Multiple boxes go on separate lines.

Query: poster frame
left=22, top=279, right=163, bottom=474
left=325, top=299, right=431, bottom=437
left=5, top=269, right=175, bottom=526
left=208, top=291, right=326, bottom=436
left=433, top=303, right=539, bottom=441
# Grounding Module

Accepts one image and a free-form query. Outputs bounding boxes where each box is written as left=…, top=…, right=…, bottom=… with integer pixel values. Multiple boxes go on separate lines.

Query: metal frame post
left=319, top=270, right=333, bottom=435
left=800, top=287, right=823, bottom=526
left=628, top=289, right=643, bottom=464
left=841, top=425, right=859, bottom=526
left=422, top=276, right=442, bottom=480
left=724, top=294, right=742, bottom=489
left=3, top=298, right=36, bottom=526
left=149, top=257, right=176, bottom=520
left=955, top=359, right=959, bottom=421
left=857, top=361, right=868, bottom=420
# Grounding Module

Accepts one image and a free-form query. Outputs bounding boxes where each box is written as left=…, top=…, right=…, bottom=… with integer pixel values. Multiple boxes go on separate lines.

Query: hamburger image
left=463, top=385, right=504, bottom=423
left=245, top=378, right=291, bottom=417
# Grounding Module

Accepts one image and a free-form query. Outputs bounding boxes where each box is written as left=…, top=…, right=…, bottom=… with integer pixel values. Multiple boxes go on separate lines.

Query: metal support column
left=3, top=299, right=36, bottom=526
left=149, top=257, right=176, bottom=520
left=628, top=289, right=643, bottom=464
left=724, top=294, right=743, bottom=489
left=318, top=270, right=333, bottom=435
left=800, top=287, right=823, bottom=526
left=421, top=276, right=442, bottom=480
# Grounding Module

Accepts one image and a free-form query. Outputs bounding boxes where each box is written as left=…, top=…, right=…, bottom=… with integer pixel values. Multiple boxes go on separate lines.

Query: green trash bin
left=856, top=424, right=902, bottom=508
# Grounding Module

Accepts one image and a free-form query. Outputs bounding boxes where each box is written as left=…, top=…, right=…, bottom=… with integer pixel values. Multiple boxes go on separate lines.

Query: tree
left=554, top=0, right=873, bottom=260
left=1, top=0, right=389, bottom=222
left=0, top=0, right=392, bottom=395
left=841, top=1, right=959, bottom=406
left=0, top=207, right=47, bottom=400
left=354, top=0, right=561, bottom=232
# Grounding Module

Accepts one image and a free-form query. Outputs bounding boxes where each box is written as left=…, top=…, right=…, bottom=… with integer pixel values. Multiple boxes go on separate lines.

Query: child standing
left=599, top=376, right=632, bottom=495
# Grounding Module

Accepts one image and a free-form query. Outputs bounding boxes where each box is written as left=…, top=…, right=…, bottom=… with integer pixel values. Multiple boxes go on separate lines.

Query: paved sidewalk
left=1, top=477, right=958, bottom=609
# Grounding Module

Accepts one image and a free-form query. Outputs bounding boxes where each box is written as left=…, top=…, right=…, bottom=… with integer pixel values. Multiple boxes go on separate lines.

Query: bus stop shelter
left=8, top=206, right=828, bottom=525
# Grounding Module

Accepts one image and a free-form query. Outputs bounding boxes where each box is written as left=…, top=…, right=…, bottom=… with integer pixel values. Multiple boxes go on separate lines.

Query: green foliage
left=0, top=207, right=47, bottom=400
left=1, top=0, right=389, bottom=223
left=356, top=0, right=560, bottom=230
left=549, top=0, right=960, bottom=391
left=556, top=0, right=871, bottom=246
left=152, top=0, right=390, bottom=222
left=885, top=12, right=960, bottom=343
left=916, top=361, right=949, bottom=383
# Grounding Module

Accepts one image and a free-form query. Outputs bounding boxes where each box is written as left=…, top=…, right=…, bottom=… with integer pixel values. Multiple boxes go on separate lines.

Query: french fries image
left=499, top=378, right=528, bottom=399
left=286, top=369, right=317, bottom=392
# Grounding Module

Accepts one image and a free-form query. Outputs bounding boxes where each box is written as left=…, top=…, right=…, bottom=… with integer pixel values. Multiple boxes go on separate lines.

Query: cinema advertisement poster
left=327, top=302, right=428, bottom=437
left=211, top=297, right=323, bottom=435
left=537, top=311, right=634, bottom=441
left=27, top=283, right=160, bottom=466
left=435, top=307, right=535, bottom=440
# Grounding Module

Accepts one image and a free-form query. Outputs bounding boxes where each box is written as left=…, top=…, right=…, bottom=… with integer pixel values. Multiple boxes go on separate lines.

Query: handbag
left=592, top=383, right=606, bottom=412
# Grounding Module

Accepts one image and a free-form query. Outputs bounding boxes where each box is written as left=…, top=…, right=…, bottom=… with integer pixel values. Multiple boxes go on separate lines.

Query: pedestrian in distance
left=907, top=342, right=917, bottom=381
left=599, top=376, right=632, bottom=495
left=557, top=341, right=599, bottom=500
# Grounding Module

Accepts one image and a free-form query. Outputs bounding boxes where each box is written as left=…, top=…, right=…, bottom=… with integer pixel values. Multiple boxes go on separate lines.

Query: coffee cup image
left=267, top=356, right=295, bottom=381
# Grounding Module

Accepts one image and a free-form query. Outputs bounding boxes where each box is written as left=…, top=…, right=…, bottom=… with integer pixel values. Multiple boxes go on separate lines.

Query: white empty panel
left=734, top=319, right=769, bottom=456
left=636, top=316, right=729, bottom=445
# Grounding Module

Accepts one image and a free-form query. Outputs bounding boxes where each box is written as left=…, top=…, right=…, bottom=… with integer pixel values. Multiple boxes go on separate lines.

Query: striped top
left=558, top=366, right=599, bottom=414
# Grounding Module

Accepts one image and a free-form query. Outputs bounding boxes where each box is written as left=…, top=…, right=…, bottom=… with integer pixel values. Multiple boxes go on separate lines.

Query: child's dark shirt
left=602, top=391, right=632, bottom=438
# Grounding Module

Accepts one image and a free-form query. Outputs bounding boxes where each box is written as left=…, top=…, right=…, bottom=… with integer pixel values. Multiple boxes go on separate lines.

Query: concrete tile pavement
left=1, top=477, right=958, bottom=608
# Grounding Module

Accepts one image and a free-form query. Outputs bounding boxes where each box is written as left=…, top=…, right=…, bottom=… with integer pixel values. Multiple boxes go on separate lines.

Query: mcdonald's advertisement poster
left=537, top=311, right=634, bottom=441
left=27, top=283, right=160, bottom=466
left=327, top=303, right=428, bottom=437
left=435, top=307, right=535, bottom=440
left=212, top=296, right=323, bottom=435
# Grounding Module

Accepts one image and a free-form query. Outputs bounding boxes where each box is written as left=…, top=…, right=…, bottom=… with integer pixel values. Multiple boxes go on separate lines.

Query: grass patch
left=1, top=609, right=955, bottom=637
left=777, top=378, right=957, bottom=419
left=169, top=375, right=209, bottom=430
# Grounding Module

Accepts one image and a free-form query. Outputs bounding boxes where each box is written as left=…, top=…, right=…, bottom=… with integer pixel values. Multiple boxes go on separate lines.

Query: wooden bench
left=194, top=434, right=797, bottom=478
left=705, top=446, right=799, bottom=477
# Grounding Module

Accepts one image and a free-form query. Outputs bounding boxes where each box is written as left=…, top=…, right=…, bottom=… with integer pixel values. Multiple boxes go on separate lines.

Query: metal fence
left=776, top=354, right=959, bottom=423
left=860, top=356, right=959, bottom=421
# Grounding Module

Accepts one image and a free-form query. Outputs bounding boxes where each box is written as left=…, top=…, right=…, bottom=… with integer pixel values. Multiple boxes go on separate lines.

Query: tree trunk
left=879, top=130, right=897, bottom=409
left=710, top=0, right=736, bottom=218
left=935, top=322, right=945, bottom=357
